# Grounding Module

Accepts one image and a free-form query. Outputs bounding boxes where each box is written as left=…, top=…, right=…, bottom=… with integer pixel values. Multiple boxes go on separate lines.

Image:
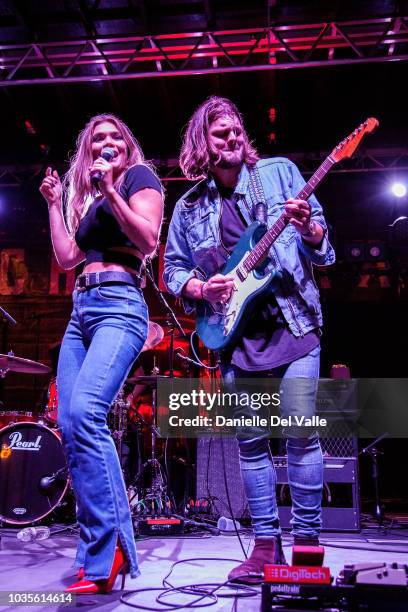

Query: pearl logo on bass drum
left=8, top=430, right=42, bottom=451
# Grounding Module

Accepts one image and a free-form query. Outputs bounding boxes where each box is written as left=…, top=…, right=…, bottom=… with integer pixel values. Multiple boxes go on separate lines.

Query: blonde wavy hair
left=62, top=113, right=154, bottom=235
left=179, top=96, right=259, bottom=181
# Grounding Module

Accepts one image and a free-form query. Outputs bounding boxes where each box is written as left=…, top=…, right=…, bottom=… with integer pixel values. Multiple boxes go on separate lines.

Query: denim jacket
left=163, top=158, right=335, bottom=337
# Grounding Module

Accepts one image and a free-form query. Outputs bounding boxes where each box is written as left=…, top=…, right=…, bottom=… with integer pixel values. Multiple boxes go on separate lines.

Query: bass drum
left=0, top=421, right=69, bottom=525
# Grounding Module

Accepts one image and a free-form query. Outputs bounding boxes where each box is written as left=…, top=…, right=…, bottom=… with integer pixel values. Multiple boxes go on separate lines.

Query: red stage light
left=24, top=120, right=36, bottom=135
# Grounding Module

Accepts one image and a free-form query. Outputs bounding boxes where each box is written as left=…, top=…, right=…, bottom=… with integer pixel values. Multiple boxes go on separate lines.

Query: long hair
left=63, top=113, right=154, bottom=235
left=179, top=96, right=259, bottom=181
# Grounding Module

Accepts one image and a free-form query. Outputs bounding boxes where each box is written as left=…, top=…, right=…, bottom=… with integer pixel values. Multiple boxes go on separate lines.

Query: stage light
left=344, top=243, right=364, bottom=261
left=24, top=120, right=36, bottom=135
left=366, top=243, right=386, bottom=260
left=391, top=182, right=407, bottom=198
left=344, top=242, right=386, bottom=262
left=1, top=444, right=11, bottom=459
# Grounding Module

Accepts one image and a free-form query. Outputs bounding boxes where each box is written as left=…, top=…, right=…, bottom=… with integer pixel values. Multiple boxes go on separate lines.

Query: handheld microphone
left=90, top=146, right=115, bottom=187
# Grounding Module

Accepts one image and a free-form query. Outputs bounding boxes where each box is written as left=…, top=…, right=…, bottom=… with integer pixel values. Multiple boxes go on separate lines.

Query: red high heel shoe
left=65, top=545, right=128, bottom=594
left=77, top=568, right=84, bottom=580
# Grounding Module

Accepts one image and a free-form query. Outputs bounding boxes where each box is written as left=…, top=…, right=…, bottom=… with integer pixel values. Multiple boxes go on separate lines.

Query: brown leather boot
left=228, top=536, right=287, bottom=584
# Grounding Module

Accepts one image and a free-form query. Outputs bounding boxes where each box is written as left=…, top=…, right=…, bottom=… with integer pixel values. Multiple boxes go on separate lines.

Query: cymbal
left=141, top=321, right=165, bottom=353
left=0, top=354, right=51, bottom=375
left=128, top=375, right=171, bottom=387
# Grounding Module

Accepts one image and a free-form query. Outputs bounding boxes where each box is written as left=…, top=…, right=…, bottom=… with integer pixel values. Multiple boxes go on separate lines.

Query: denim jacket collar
left=206, top=163, right=250, bottom=197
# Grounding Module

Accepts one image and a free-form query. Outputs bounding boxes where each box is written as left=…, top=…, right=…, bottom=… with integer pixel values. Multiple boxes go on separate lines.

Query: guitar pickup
left=236, top=267, right=246, bottom=282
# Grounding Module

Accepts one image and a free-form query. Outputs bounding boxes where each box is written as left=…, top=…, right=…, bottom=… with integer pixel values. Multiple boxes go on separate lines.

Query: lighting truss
left=0, top=16, right=407, bottom=86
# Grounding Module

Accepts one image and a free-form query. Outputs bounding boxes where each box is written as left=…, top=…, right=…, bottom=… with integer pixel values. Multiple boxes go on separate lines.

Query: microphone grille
left=101, top=146, right=115, bottom=161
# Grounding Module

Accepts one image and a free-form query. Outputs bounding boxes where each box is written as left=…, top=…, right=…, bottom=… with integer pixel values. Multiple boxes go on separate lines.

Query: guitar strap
left=245, top=165, right=267, bottom=224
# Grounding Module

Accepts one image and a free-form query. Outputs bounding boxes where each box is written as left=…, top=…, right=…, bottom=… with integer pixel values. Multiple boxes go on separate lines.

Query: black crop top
left=75, top=164, right=162, bottom=268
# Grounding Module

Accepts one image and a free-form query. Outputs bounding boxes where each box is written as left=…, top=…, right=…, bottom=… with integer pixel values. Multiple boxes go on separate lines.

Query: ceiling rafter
left=0, top=16, right=407, bottom=85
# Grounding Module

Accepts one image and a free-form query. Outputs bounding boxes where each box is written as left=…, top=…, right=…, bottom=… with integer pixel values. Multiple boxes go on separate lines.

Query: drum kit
left=0, top=352, right=68, bottom=526
left=0, top=316, right=198, bottom=527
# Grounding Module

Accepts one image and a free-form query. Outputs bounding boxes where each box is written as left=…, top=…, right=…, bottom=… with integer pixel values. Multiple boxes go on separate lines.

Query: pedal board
left=135, top=516, right=184, bottom=536
left=264, top=563, right=331, bottom=586
left=261, top=562, right=408, bottom=611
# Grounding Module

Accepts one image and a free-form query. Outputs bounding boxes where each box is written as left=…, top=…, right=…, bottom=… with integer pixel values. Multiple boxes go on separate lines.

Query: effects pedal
left=292, top=544, right=325, bottom=566
left=135, top=516, right=184, bottom=536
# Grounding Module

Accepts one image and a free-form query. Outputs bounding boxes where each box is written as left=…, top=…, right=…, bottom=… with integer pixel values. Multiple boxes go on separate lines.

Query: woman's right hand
left=39, top=167, right=62, bottom=208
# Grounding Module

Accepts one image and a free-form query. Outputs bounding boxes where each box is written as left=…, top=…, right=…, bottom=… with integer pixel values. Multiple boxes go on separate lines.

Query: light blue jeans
left=221, top=345, right=322, bottom=539
left=57, top=283, right=148, bottom=580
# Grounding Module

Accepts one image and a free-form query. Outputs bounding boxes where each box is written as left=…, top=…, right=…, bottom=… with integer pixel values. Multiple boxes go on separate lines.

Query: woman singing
left=39, top=114, right=163, bottom=594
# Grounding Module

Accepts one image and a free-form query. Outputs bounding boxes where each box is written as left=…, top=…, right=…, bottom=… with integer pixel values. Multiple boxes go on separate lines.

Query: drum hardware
left=127, top=264, right=193, bottom=519
left=44, top=377, right=58, bottom=426
left=0, top=305, right=17, bottom=326
left=39, top=466, right=69, bottom=492
left=109, top=388, right=130, bottom=460
left=129, top=374, right=169, bottom=516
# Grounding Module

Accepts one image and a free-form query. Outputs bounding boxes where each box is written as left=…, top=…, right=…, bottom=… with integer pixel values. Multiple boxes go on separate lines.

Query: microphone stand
left=360, top=432, right=389, bottom=527
left=145, top=262, right=188, bottom=377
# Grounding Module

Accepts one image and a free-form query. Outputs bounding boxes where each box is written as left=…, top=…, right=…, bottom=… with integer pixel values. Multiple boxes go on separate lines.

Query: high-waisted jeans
left=57, top=283, right=148, bottom=580
left=221, top=345, right=322, bottom=540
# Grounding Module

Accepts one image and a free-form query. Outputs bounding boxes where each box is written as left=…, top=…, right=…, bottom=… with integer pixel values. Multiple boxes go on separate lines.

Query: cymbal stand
left=129, top=376, right=170, bottom=516
left=0, top=307, right=17, bottom=404
left=110, top=388, right=129, bottom=462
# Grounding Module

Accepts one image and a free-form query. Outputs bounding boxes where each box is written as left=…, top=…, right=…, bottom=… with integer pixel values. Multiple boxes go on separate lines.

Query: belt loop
left=95, top=271, right=99, bottom=285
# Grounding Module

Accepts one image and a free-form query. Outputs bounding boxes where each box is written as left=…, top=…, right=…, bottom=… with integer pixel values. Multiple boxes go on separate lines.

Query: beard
left=213, top=148, right=244, bottom=169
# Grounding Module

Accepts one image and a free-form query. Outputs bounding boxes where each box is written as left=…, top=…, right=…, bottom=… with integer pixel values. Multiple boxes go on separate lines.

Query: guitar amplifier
left=196, top=439, right=360, bottom=531
left=196, top=438, right=248, bottom=520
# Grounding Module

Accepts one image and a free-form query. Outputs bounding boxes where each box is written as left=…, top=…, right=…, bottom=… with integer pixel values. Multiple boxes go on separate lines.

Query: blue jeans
left=57, top=283, right=148, bottom=580
left=221, top=345, right=322, bottom=539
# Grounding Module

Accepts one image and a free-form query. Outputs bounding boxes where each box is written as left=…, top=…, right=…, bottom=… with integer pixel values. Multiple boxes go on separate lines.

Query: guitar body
left=196, top=221, right=281, bottom=350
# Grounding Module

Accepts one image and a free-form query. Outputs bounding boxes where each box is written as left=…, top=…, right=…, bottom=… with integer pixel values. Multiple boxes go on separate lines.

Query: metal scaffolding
left=0, top=16, right=407, bottom=86
left=2, top=148, right=408, bottom=187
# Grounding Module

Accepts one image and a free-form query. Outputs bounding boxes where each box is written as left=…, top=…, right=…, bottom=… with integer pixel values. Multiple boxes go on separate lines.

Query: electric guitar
left=196, top=117, right=379, bottom=350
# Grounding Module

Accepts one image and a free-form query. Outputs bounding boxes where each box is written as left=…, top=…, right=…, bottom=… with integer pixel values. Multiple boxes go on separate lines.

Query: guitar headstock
left=331, top=118, right=379, bottom=163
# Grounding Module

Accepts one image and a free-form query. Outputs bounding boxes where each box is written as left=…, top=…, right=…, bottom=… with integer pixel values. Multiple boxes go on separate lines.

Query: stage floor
left=0, top=527, right=407, bottom=611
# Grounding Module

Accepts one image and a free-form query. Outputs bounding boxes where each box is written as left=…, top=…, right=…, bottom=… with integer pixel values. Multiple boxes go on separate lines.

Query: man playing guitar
left=163, top=96, right=335, bottom=583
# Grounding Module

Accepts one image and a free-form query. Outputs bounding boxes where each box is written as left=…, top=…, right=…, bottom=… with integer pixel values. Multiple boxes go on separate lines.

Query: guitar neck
left=244, top=155, right=335, bottom=271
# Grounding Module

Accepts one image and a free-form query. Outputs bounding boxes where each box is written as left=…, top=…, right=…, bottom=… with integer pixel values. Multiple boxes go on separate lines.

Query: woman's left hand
left=89, top=157, right=114, bottom=195
left=284, top=198, right=312, bottom=235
